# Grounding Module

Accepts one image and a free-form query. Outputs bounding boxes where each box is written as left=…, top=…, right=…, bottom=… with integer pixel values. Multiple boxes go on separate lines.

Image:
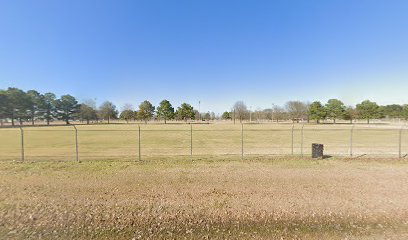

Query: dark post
left=312, top=143, right=324, bottom=159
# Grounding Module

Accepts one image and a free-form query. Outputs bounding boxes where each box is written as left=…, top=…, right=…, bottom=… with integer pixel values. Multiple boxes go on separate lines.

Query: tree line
left=0, top=87, right=199, bottom=126
left=1, top=87, right=408, bottom=126
left=224, top=99, right=408, bottom=124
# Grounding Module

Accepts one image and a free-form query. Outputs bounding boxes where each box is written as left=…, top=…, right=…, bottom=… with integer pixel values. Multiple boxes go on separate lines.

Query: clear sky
left=1, top=0, right=408, bottom=113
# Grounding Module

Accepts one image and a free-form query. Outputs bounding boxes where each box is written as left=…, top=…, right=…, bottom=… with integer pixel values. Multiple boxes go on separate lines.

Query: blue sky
left=1, top=0, right=408, bottom=113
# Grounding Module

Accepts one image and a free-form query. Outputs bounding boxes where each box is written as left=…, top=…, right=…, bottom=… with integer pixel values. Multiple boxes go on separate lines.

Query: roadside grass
left=1, top=156, right=408, bottom=239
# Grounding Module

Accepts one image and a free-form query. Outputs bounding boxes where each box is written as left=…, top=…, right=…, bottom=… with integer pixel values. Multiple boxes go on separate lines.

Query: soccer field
left=1, top=157, right=408, bottom=239
left=0, top=123, right=407, bottom=162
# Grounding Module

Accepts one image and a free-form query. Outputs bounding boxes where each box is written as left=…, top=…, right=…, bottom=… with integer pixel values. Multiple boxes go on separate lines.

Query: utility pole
left=198, top=101, right=201, bottom=121
left=250, top=106, right=252, bottom=122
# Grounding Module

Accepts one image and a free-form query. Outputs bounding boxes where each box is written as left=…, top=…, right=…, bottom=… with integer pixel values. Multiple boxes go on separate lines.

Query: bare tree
left=210, top=111, right=216, bottom=120
left=79, top=99, right=97, bottom=124
left=254, top=108, right=265, bottom=122
left=285, top=101, right=308, bottom=122
left=120, top=103, right=135, bottom=123
left=233, top=101, right=248, bottom=123
left=272, top=105, right=286, bottom=122
left=121, top=103, right=134, bottom=112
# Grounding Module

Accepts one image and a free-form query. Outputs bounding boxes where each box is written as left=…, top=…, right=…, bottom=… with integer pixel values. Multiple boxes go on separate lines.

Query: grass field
left=1, top=156, right=408, bottom=239
left=0, top=123, right=407, bottom=162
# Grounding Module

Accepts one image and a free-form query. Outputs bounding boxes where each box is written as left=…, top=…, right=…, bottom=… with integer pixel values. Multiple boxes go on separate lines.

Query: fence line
left=241, top=124, right=244, bottom=160
left=190, top=124, right=193, bottom=159
left=0, top=124, right=407, bottom=162
left=138, top=125, right=141, bottom=161
left=19, top=126, right=24, bottom=162
left=291, top=124, right=294, bottom=155
left=350, top=125, right=354, bottom=157
left=399, top=126, right=403, bottom=158
left=301, top=124, right=304, bottom=157
left=72, top=125, right=77, bottom=162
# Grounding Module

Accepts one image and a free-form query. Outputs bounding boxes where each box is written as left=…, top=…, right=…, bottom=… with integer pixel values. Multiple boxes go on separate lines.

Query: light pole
left=198, top=101, right=201, bottom=121
left=250, top=106, right=252, bottom=122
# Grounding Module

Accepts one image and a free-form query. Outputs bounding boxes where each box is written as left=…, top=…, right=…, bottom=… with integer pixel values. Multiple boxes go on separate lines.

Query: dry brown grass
left=1, top=123, right=408, bottom=162
left=1, top=156, right=408, bottom=239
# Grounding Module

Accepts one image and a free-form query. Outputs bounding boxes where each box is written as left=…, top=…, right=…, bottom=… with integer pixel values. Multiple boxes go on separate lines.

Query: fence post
left=291, top=124, right=294, bottom=155
left=300, top=124, right=304, bottom=157
left=399, top=126, right=403, bottom=158
left=73, top=125, right=79, bottom=162
left=190, top=124, right=193, bottom=159
left=350, top=125, right=354, bottom=157
left=241, top=124, right=244, bottom=160
left=138, top=125, right=141, bottom=161
left=19, top=126, right=24, bottom=162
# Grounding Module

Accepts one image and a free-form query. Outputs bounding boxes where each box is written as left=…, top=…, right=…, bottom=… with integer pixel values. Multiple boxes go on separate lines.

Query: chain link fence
left=0, top=124, right=406, bottom=162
